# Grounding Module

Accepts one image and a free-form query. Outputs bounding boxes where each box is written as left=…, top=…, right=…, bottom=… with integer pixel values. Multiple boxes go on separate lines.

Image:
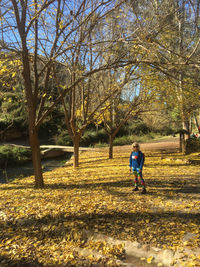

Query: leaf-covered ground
left=0, top=146, right=200, bottom=266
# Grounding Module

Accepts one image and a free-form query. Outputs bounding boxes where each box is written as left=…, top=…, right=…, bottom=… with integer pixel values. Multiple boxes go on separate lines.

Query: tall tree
left=0, top=0, right=125, bottom=186
left=124, top=0, right=200, bottom=137
left=98, top=65, right=156, bottom=159
left=53, top=1, right=127, bottom=167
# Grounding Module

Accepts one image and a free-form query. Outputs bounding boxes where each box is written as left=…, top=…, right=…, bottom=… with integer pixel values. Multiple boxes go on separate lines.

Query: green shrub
left=55, top=128, right=108, bottom=147
left=158, top=126, right=174, bottom=136
left=113, top=135, right=133, bottom=146
left=39, top=109, right=65, bottom=140
left=0, top=145, right=31, bottom=166
left=128, top=121, right=151, bottom=136
left=0, top=146, right=13, bottom=160
left=81, top=129, right=107, bottom=146
left=115, top=124, right=129, bottom=137
left=113, top=133, right=162, bottom=146
left=186, top=137, right=200, bottom=153
left=55, top=132, right=73, bottom=146
left=95, top=142, right=108, bottom=148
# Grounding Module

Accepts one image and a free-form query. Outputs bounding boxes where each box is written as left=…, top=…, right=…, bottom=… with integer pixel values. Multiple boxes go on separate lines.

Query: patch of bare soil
left=113, top=137, right=179, bottom=154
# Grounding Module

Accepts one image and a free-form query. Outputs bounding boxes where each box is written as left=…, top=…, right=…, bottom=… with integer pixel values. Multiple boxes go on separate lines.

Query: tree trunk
left=180, top=133, right=183, bottom=152
left=20, top=35, right=45, bottom=188
left=73, top=133, right=81, bottom=168
left=189, top=116, right=192, bottom=133
left=180, top=133, right=186, bottom=154
left=182, top=135, right=186, bottom=154
left=29, top=126, right=44, bottom=188
left=177, top=0, right=189, bottom=139
left=182, top=114, right=190, bottom=139
left=194, top=114, right=199, bottom=132
left=108, top=134, right=114, bottom=159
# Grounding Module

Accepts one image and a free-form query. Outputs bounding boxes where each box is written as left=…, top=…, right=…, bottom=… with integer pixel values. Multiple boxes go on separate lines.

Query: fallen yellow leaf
left=147, top=256, right=153, bottom=263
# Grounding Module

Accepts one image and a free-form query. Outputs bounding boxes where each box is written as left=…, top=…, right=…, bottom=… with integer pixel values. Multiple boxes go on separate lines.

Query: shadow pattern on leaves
left=2, top=210, right=200, bottom=243
left=0, top=255, right=44, bottom=267
left=146, top=176, right=200, bottom=194
left=0, top=179, right=133, bottom=191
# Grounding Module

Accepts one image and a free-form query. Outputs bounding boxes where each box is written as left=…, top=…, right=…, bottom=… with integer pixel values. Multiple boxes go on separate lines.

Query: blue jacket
left=129, top=151, right=144, bottom=170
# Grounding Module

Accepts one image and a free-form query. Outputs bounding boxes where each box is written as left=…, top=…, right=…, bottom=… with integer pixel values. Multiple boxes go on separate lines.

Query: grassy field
left=0, top=145, right=200, bottom=266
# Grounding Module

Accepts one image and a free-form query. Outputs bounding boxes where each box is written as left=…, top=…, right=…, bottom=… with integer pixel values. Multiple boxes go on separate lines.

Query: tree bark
left=182, top=114, right=190, bottom=139
left=73, top=133, right=81, bottom=168
left=21, top=41, right=44, bottom=188
left=108, top=134, right=114, bottom=159
left=179, top=132, right=186, bottom=154
left=29, top=126, right=44, bottom=188
left=194, top=113, right=199, bottom=132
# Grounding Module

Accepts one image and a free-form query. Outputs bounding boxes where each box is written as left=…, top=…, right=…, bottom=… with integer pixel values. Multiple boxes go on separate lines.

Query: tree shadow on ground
left=0, top=184, right=34, bottom=190
left=78, top=163, right=126, bottom=170
left=145, top=163, right=189, bottom=167
left=0, top=179, right=133, bottom=191
left=1, top=174, right=200, bottom=266
left=0, top=255, right=44, bottom=267
left=2, top=210, right=200, bottom=244
left=0, top=254, right=78, bottom=267
left=1, top=173, right=200, bottom=197
left=175, top=186, right=200, bottom=194
left=45, top=179, right=133, bottom=190
left=145, top=176, right=200, bottom=195
left=188, top=159, right=200, bottom=165
left=146, top=175, right=200, bottom=186
left=0, top=155, right=72, bottom=184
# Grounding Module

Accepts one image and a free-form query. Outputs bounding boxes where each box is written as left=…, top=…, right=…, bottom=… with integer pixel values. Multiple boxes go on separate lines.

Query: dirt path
left=2, top=136, right=180, bottom=153
left=112, top=137, right=180, bottom=154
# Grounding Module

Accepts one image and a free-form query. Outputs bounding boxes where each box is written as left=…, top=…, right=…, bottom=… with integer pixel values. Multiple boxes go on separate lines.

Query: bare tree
left=52, top=1, right=128, bottom=167
left=98, top=65, right=155, bottom=158
left=0, top=0, right=126, bottom=184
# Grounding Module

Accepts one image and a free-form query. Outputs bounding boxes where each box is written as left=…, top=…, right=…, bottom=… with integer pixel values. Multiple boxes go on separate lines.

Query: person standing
left=129, top=142, right=147, bottom=194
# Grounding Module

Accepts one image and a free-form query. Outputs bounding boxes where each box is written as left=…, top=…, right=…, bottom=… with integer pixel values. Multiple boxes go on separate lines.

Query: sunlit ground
left=0, top=148, right=200, bottom=266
